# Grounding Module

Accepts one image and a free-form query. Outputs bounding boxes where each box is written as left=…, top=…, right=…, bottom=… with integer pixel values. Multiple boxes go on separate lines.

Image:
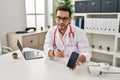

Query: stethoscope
left=53, top=25, right=74, bottom=49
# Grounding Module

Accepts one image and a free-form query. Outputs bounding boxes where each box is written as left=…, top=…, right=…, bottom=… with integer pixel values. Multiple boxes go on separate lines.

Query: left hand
left=78, top=55, right=86, bottom=63
left=70, top=55, right=86, bottom=70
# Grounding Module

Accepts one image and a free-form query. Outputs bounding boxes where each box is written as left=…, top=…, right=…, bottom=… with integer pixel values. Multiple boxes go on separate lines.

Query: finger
left=57, top=50, right=64, bottom=57
left=57, top=49, right=61, bottom=51
left=70, top=68, right=74, bottom=70
left=69, top=66, right=76, bottom=70
left=54, top=49, right=60, bottom=56
left=58, top=53, right=64, bottom=57
left=54, top=49, right=64, bottom=57
left=56, top=49, right=62, bottom=53
left=59, top=53, right=64, bottom=57
left=76, top=61, right=80, bottom=66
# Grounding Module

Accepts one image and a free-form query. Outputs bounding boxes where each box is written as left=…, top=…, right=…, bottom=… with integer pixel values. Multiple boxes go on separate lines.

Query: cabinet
left=101, top=0, right=118, bottom=12
left=73, top=13, right=120, bottom=67
left=75, top=0, right=119, bottom=13
left=118, top=0, right=120, bottom=12
left=87, top=0, right=101, bottom=13
left=7, top=31, right=47, bottom=50
left=75, top=1, right=87, bottom=13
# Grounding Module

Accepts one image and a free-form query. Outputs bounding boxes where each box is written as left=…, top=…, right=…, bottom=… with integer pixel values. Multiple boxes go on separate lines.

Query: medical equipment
left=88, top=63, right=120, bottom=76
left=88, top=63, right=110, bottom=76
left=53, top=25, right=74, bottom=48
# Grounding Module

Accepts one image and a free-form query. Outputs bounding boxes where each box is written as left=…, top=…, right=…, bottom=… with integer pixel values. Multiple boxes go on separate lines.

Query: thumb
left=76, top=61, right=81, bottom=66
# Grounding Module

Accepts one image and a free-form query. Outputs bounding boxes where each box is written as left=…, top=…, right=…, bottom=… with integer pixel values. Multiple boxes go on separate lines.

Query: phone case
left=67, top=52, right=79, bottom=69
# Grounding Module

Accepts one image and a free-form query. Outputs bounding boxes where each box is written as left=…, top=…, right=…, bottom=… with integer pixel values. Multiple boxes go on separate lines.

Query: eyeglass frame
left=55, top=16, right=71, bottom=22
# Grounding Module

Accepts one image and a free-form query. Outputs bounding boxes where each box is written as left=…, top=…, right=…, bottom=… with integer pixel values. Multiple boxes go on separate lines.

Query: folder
left=97, top=18, right=104, bottom=33
left=86, top=18, right=93, bottom=32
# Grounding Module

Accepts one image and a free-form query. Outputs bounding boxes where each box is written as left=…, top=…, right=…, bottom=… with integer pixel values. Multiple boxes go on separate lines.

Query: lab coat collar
left=55, top=25, right=70, bottom=48
left=57, top=25, right=70, bottom=38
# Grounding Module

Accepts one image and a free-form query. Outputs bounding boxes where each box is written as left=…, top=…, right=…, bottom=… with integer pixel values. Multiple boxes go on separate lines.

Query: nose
left=59, top=19, right=64, bottom=23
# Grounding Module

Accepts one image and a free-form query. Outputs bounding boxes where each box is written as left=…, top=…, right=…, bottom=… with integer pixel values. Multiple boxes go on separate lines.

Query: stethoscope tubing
left=53, top=25, right=74, bottom=49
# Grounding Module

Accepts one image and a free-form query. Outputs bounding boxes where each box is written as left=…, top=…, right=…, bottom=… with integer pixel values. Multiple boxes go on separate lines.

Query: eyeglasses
left=56, top=16, right=70, bottom=22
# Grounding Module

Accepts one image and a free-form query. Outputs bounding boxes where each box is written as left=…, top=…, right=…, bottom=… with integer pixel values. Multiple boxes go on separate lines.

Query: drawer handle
left=30, top=40, right=33, bottom=43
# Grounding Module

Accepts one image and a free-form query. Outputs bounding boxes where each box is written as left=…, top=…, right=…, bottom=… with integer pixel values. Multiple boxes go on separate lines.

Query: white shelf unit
left=114, top=36, right=120, bottom=67
left=73, top=13, right=120, bottom=67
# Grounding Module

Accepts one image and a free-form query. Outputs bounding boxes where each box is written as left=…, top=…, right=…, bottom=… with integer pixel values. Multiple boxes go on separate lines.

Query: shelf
left=115, top=53, right=120, bottom=58
left=73, top=13, right=86, bottom=16
left=85, top=31, right=116, bottom=36
left=73, top=11, right=120, bottom=67
left=86, top=13, right=118, bottom=15
left=116, top=33, right=120, bottom=38
left=74, top=13, right=119, bottom=15
left=117, top=50, right=120, bottom=53
left=91, top=48, right=114, bottom=55
left=115, top=57, right=120, bottom=68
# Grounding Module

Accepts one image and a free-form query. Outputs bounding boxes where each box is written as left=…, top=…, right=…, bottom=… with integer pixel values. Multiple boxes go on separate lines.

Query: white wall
left=0, top=0, right=26, bottom=46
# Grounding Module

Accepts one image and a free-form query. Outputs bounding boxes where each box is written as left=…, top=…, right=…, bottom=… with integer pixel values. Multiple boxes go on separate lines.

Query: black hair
left=55, top=6, right=72, bottom=17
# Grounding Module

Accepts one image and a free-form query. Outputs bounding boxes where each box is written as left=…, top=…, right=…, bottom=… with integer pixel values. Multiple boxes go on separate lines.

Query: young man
left=44, top=6, right=91, bottom=66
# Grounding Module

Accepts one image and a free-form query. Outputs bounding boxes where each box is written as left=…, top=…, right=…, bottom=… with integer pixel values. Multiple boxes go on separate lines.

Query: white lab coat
left=44, top=25, right=91, bottom=61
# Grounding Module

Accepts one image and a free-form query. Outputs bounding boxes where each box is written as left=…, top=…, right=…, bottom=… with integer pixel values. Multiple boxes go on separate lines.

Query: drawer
left=39, top=44, right=44, bottom=50
left=75, top=1, right=87, bottom=13
left=22, top=34, right=39, bottom=48
left=39, top=32, right=47, bottom=45
left=87, top=0, right=101, bottom=13
left=101, top=0, right=118, bottom=12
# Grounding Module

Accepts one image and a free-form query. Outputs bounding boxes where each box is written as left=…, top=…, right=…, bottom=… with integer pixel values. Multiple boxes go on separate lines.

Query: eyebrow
left=56, top=16, right=69, bottom=18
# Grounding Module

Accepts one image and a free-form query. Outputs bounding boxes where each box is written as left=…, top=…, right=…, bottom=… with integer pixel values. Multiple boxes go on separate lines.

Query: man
left=44, top=6, right=91, bottom=66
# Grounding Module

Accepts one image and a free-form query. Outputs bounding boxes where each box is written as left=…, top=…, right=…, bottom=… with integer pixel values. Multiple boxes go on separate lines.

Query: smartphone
left=67, top=52, right=79, bottom=69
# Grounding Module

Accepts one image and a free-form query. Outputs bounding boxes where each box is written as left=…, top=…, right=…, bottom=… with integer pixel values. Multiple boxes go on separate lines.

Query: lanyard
left=53, top=25, right=74, bottom=49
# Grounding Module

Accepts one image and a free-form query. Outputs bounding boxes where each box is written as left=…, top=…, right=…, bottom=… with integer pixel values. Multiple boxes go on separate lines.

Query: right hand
left=54, top=49, right=64, bottom=58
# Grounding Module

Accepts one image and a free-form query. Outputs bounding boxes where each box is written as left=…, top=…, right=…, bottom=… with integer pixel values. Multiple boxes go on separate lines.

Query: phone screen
left=67, top=52, right=79, bottom=69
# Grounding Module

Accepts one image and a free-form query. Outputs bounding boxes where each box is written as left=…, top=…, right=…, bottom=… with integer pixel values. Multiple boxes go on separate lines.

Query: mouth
left=59, top=24, right=65, bottom=27
left=58, top=24, right=65, bottom=26
left=57, top=25, right=65, bottom=30
left=59, top=25, right=65, bottom=28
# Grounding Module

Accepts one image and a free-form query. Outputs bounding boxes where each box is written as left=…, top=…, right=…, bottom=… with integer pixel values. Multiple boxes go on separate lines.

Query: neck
left=59, top=28, right=67, bottom=36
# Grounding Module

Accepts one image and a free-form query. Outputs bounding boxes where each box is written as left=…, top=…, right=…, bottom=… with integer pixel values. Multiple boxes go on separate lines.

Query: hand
left=54, top=49, right=64, bottom=58
left=78, top=55, right=86, bottom=63
left=70, top=60, right=81, bottom=70
left=69, top=55, right=86, bottom=70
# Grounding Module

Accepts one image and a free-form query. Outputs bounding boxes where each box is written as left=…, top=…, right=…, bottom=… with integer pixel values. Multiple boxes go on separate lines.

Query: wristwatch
left=52, top=50, right=55, bottom=56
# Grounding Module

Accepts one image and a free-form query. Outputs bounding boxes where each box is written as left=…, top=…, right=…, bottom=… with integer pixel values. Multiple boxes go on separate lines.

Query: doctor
left=44, top=6, right=91, bottom=65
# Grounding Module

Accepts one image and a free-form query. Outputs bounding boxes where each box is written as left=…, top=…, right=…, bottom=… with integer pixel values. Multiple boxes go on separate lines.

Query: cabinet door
left=39, top=32, right=47, bottom=45
left=38, top=32, right=47, bottom=50
left=118, top=0, right=120, bottom=12
left=87, top=0, right=101, bottom=13
left=75, top=1, right=87, bottom=13
left=101, top=0, right=118, bottom=12
left=22, top=34, right=39, bottom=49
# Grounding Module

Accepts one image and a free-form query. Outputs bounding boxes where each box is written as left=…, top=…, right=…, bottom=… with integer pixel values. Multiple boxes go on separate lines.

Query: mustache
left=57, top=23, right=65, bottom=26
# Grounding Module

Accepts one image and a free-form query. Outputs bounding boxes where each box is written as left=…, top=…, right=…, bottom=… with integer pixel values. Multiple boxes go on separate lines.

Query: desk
left=0, top=50, right=120, bottom=80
